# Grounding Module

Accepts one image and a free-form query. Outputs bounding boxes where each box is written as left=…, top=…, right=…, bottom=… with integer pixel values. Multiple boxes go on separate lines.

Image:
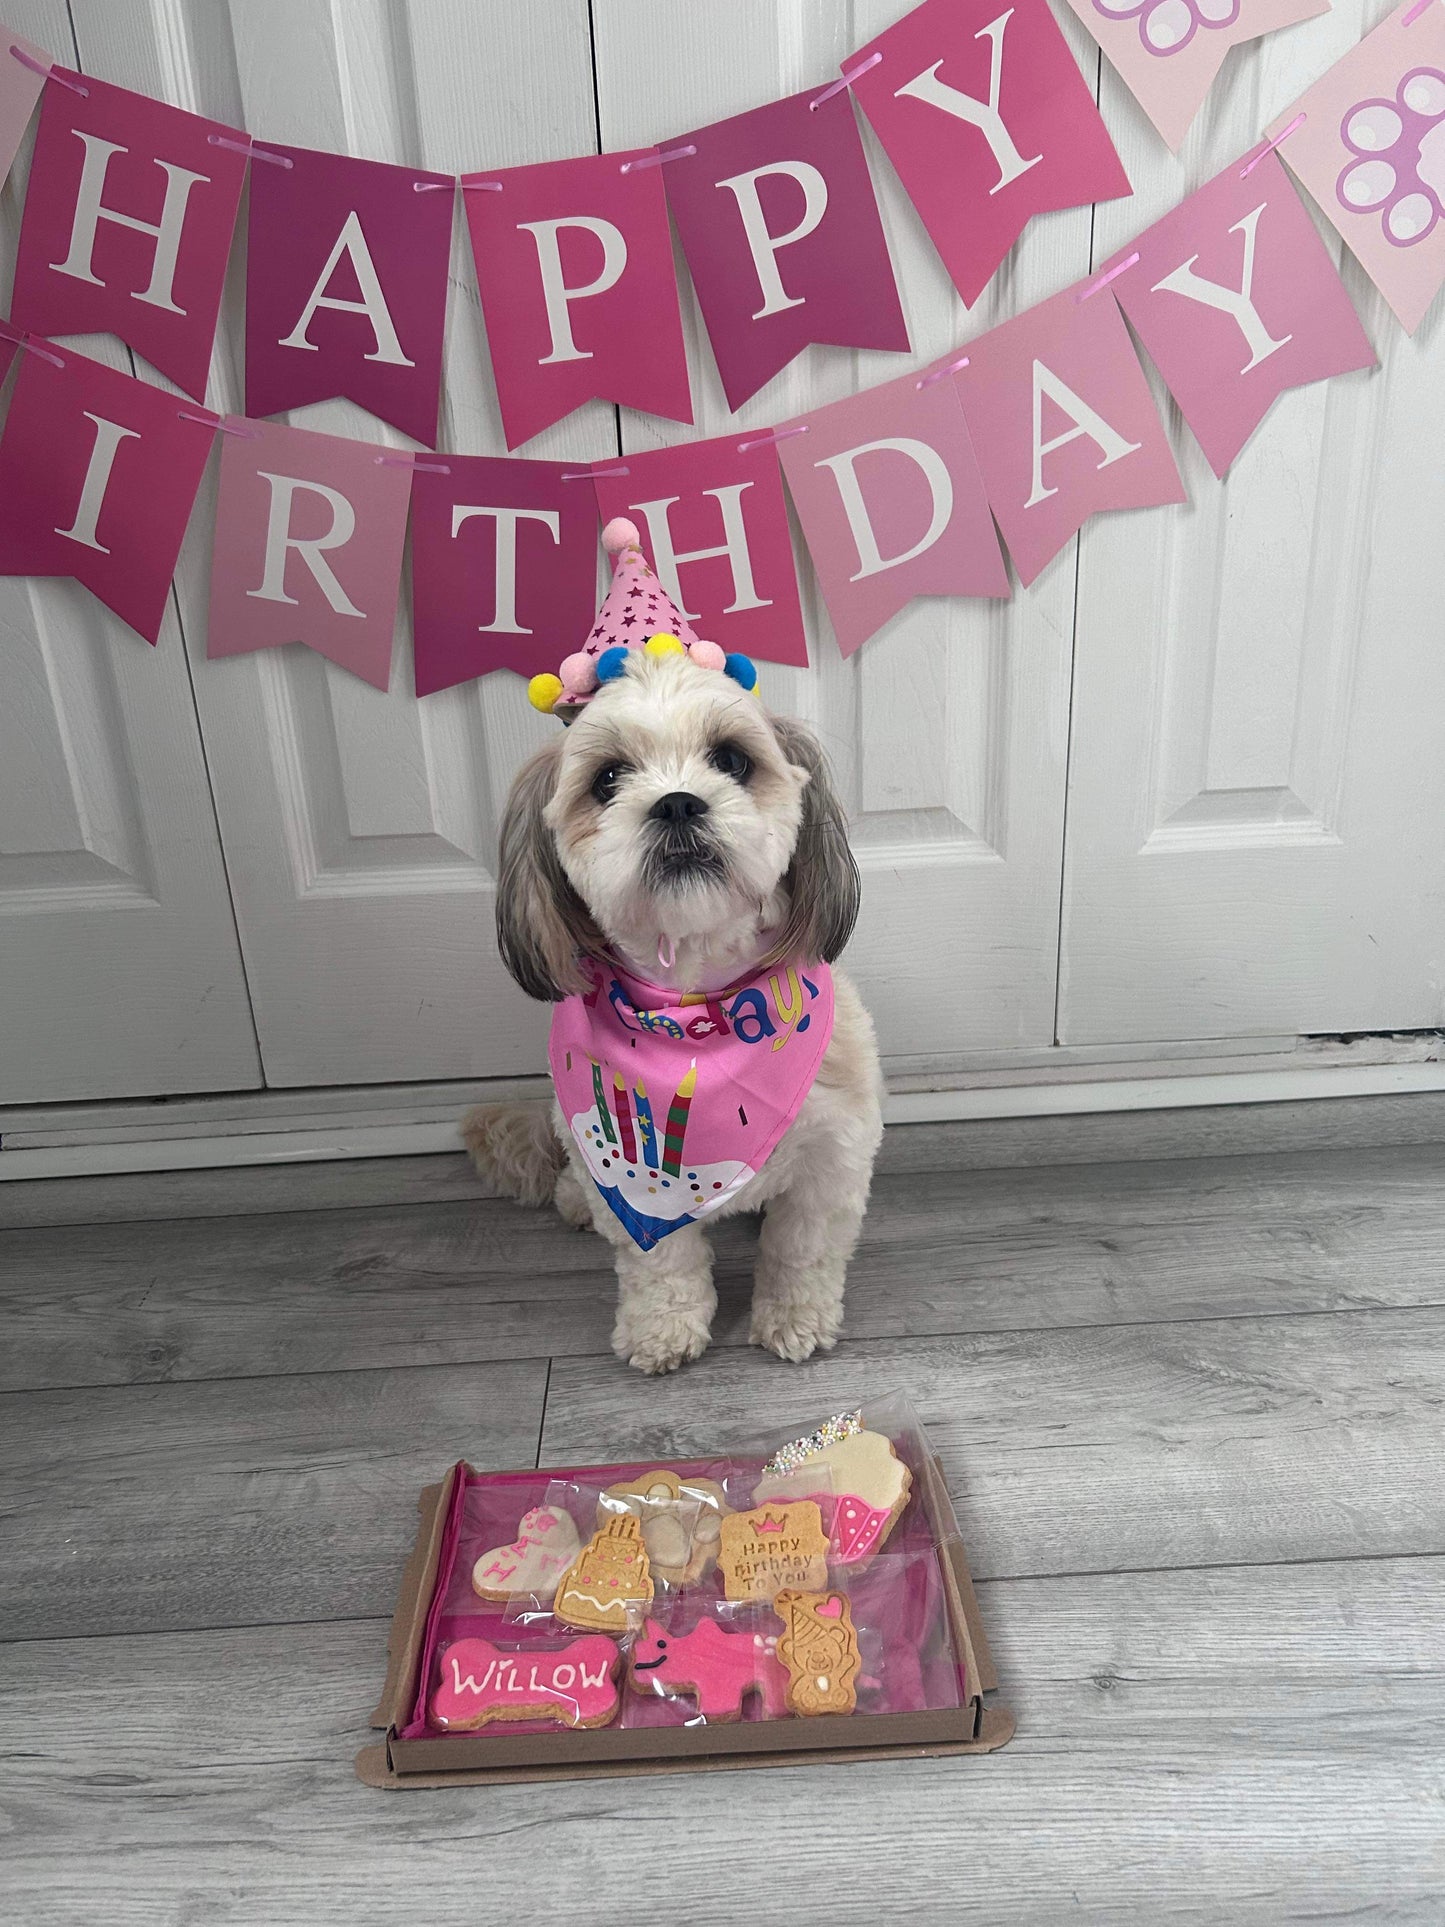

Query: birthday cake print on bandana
left=549, top=956, right=834, bottom=1251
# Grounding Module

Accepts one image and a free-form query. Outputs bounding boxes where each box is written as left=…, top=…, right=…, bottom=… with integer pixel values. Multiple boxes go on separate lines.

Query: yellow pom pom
left=644, top=632, right=685, bottom=657
left=528, top=673, right=563, bottom=714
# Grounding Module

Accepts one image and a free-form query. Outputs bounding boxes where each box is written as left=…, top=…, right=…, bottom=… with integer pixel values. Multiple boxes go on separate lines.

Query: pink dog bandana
left=549, top=956, right=835, bottom=1250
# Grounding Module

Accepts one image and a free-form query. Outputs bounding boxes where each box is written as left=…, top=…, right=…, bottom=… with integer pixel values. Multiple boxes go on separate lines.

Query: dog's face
left=497, top=653, right=860, bottom=999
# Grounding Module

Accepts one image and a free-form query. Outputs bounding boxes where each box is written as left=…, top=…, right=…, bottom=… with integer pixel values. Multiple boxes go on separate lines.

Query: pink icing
left=830, top=1494, right=893, bottom=1564
left=630, top=1615, right=789, bottom=1720
left=431, top=1636, right=619, bottom=1729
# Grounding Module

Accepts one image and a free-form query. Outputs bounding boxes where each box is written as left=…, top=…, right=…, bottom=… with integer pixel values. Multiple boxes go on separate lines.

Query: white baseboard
left=3, top=1053, right=1444, bottom=1181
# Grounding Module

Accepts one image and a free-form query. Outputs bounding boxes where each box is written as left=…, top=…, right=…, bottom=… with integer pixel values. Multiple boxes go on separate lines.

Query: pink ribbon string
left=413, top=179, right=455, bottom=193
left=619, top=144, right=696, bottom=174
left=811, top=50, right=882, bottom=110
left=0, top=319, right=65, bottom=368
left=1076, top=251, right=1140, bottom=304
left=177, top=411, right=258, bottom=438
left=11, top=42, right=86, bottom=94
left=1240, top=111, right=1306, bottom=179
left=206, top=133, right=291, bottom=167
left=374, top=453, right=452, bottom=473
left=737, top=425, right=810, bottom=454
left=1403, top=0, right=1434, bottom=23
left=460, top=178, right=504, bottom=192
left=563, top=464, right=630, bottom=480
left=916, top=352, right=971, bottom=390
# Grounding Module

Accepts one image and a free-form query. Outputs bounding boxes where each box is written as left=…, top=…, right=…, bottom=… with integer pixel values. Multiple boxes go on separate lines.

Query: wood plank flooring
left=3, top=1110, right=1444, bottom=1924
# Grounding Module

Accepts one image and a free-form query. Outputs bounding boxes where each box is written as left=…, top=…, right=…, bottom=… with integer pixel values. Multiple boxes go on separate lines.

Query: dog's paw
left=612, top=1307, right=712, bottom=1376
left=749, top=1292, right=843, bottom=1364
left=553, top=1165, right=595, bottom=1231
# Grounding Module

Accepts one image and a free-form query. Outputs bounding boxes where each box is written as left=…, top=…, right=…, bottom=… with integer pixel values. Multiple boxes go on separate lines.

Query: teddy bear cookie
left=599, top=1470, right=729, bottom=1587
left=628, top=1616, right=789, bottom=1721
left=773, top=1590, right=862, bottom=1716
left=752, top=1413, right=912, bottom=1566
left=717, top=1501, right=830, bottom=1603
left=431, top=1635, right=620, bottom=1730
left=553, top=1511, right=653, bottom=1632
left=471, top=1504, right=582, bottom=1602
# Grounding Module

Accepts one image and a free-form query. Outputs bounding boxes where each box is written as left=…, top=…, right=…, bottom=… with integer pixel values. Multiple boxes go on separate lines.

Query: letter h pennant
left=11, top=71, right=247, bottom=400
left=463, top=149, right=692, bottom=450
left=1109, top=153, right=1375, bottom=478
left=245, top=144, right=456, bottom=448
left=848, top=0, right=1131, bottom=308
left=0, top=340, right=216, bottom=643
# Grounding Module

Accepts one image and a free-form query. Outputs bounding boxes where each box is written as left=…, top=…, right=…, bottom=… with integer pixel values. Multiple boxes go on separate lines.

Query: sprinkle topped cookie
left=762, top=1411, right=863, bottom=1477
left=752, top=1426, right=912, bottom=1565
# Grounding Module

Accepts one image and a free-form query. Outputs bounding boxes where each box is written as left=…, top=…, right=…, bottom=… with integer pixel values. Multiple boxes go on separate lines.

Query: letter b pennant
left=849, top=0, right=1130, bottom=307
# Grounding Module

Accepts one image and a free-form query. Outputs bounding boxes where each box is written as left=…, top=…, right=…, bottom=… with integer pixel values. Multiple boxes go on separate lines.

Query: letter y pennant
left=849, top=0, right=1130, bottom=307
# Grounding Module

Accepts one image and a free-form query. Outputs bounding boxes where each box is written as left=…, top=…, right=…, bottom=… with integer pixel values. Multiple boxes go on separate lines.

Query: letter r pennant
left=848, top=0, right=1131, bottom=307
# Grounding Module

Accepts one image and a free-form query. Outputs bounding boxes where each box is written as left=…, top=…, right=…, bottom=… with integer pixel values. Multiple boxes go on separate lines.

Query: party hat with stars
left=528, top=518, right=758, bottom=719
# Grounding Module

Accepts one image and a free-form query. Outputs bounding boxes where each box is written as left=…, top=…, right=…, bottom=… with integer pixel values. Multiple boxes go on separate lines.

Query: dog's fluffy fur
left=463, top=651, right=883, bottom=1374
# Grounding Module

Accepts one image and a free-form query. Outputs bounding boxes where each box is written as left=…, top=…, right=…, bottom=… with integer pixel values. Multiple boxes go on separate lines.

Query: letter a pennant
left=848, top=0, right=1130, bottom=307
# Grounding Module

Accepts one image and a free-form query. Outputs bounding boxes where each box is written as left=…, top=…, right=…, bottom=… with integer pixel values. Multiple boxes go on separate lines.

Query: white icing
left=568, top=1102, right=754, bottom=1224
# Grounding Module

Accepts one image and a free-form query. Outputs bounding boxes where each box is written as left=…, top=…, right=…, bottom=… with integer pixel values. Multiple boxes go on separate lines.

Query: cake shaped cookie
left=752, top=1414, right=912, bottom=1566
left=553, top=1512, right=653, bottom=1632
left=598, top=1470, right=729, bottom=1587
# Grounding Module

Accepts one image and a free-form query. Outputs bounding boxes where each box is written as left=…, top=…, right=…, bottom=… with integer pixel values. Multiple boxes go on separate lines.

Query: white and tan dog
left=464, top=648, right=883, bottom=1375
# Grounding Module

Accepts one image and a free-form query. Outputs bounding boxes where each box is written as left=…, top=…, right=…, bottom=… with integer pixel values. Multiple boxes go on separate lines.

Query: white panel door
left=0, top=0, right=260, bottom=1105
left=593, top=0, right=1083, bottom=1067
left=1060, top=1, right=1445, bottom=1045
left=61, top=0, right=614, bottom=1089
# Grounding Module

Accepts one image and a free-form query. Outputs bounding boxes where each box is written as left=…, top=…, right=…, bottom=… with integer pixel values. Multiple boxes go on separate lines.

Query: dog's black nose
left=649, top=791, right=709, bottom=824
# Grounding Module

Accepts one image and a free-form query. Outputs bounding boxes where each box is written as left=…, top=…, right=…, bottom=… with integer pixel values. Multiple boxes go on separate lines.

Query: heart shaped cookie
left=471, top=1504, right=582, bottom=1602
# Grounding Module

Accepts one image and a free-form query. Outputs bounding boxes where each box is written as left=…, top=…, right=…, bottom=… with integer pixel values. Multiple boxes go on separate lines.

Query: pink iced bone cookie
left=752, top=1426, right=913, bottom=1566
left=471, top=1504, right=582, bottom=1601
left=431, top=1636, right=619, bottom=1730
left=628, top=1616, right=789, bottom=1722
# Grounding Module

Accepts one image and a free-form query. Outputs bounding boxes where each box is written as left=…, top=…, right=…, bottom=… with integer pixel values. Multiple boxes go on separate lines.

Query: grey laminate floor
left=3, top=1102, right=1444, bottom=1925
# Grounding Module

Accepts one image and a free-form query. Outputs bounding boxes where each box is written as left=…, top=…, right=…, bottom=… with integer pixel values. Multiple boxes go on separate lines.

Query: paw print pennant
left=1267, top=0, right=1445, bottom=332
left=1057, top=0, right=1329, bottom=152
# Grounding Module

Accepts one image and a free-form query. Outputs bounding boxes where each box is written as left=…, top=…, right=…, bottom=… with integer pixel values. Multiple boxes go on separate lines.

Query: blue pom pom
left=595, top=645, right=630, bottom=684
left=723, top=652, right=757, bottom=691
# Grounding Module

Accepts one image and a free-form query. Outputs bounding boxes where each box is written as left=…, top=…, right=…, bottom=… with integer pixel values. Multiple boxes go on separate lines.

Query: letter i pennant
left=11, top=72, right=247, bottom=400
left=1109, top=154, right=1375, bottom=478
left=207, top=419, right=413, bottom=688
left=848, top=0, right=1131, bottom=308
left=0, top=341, right=216, bottom=642
left=958, top=287, right=1185, bottom=585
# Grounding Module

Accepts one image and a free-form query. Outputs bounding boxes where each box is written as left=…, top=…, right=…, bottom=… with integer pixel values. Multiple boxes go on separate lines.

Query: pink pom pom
left=559, top=651, right=598, bottom=695
left=602, top=517, right=641, bottom=555
left=688, top=638, right=726, bottom=672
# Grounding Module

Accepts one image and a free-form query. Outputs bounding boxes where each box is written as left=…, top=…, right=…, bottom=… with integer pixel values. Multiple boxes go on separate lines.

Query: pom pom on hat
left=528, top=673, right=563, bottom=714
left=559, top=651, right=598, bottom=695
left=688, top=638, right=726, bottom=672
left=723, top=652, right=758, bottom=691
left=644, top=632, right=685, bottom=658
left=595, top=645, right=631, bottom=684
left=602, top=517, right=641, bottom=556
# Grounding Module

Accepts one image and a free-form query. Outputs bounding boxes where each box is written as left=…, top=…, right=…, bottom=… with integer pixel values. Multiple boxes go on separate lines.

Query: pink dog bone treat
left=752, top=1422, right=913, bottom=1567
left=431, top=1635, right=620, bottom=1730
left=628, top=1615, right=790, bottom=1722
left=471, top=1504, right=582, bottom=1602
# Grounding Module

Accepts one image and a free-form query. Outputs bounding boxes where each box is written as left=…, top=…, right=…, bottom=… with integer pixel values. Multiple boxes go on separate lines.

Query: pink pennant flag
left=776, top=362, right=1007, bottom=656
left=958, top=287, right=1185, bottom=585
left=0, top=339, right=215, bottom=642
left=10, top=71, right=247, bottom=400
left=1, top=29, right=49, bottom=184
left=206, top=420, right=412, bottom=690
left=1057, top=0, right=1328, bottom=154
left=1266, top=0, right=1445, bottom=333
left=245, top=145, right=454, bottom=448
left=1110, top=152, right=1376, bottom=477
left=410, top=457, right=598, bottom=697
left=848, top=0, right=1131, bottom=308
left=664, top=85, right=910, bottom=412
left=464, top=150, right=691, bottom=451
left=593, top=434, right=808, bottom=668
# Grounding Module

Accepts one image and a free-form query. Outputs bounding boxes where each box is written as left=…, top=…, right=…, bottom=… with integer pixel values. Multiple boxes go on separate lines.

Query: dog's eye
left=590, top=763, right=629, bottom=805
left=708, top=742, right=751, bottom=782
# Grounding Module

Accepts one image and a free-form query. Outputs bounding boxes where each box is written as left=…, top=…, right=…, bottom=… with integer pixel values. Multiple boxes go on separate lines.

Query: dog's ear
left=768, top=715, right=861, bottom=965
left=496, top=740, right=602, bottom=1002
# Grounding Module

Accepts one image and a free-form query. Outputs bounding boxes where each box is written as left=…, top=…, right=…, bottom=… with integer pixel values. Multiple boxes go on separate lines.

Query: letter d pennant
left=0, top=339, right=215, bottom=643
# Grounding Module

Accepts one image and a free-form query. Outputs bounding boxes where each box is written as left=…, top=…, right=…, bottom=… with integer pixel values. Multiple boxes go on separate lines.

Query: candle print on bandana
left=550, top=959, right=835, bottom=1250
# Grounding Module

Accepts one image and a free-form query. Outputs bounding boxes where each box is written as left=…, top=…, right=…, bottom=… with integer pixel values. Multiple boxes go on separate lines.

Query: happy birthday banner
left=0, top=0, right=1437, bottom=686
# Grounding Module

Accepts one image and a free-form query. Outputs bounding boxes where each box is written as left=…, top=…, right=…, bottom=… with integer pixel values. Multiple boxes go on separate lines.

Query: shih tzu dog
left=463, top=521, right=883, bottom=1376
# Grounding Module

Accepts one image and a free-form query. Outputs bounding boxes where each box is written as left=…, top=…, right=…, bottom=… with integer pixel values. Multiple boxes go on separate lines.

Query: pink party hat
left=528, top=518, right=757, bottom=718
